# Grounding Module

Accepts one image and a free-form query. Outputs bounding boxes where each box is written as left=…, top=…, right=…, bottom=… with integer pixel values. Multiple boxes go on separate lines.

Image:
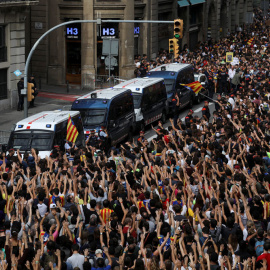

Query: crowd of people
left=1, top=6, right=270, bottom=270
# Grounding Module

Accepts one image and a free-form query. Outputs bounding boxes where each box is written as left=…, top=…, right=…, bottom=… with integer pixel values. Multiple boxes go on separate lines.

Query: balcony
left=0, top=0, right=39, bottom=7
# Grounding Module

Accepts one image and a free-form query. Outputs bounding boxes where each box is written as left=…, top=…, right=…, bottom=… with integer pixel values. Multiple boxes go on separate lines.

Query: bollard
left=67, top=80, right=69, bottom=93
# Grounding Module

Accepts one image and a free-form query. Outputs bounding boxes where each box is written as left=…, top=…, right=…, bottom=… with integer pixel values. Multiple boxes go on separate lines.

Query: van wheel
left=161, top=111, right=166, bottom=124
left=189, top=98, right=193, bottom=108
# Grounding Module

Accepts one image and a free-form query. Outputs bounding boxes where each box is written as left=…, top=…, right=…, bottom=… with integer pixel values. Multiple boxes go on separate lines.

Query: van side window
left=54, top=121, right=67, bottom=149
left=123, top=93, right=133, bottom=115
left=141, top=88, right=150, bottom=109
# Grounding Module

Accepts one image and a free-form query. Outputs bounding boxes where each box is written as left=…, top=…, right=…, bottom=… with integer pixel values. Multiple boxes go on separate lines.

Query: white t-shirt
left=37, top=203, right=47, bottom=217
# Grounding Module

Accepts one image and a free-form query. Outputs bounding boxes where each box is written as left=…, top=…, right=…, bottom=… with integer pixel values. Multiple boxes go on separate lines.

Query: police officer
left=86, top=130, right=98, bottom=147
left=99, top=126, right=108, bottom=151
left=217, top=66, right=229, bottom=95
left=137, top=130, right=145, bottom=145
left=185, top=110, right=194, bottom=126
left=202, top=100, right=211, bottom=121
left=172, top=92, right=180, bottom=126
left=208, top=76, right=215, bottom=99
left=17, top=77, right=24, bottom=111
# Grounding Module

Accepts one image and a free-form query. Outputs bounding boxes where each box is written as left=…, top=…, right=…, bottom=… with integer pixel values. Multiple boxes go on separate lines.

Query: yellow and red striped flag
left=181, top=81, right=203, bottom=95
left=66, top=115, right=79, bottom=143
left=247, top=37, right=254, bottom=45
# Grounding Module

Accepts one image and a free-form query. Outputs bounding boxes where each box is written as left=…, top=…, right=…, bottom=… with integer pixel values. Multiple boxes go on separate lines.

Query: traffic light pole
left=23, top=19, right=174, bottom=118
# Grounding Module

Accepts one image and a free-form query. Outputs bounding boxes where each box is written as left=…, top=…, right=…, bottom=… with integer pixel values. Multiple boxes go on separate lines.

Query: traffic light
left=27, top=83, right=34, bottom=102
left=175, top=39, right=181, bottom=58
left=169, top=39, right=175, bottom=54
left=174, top=19, right=183, bottom=39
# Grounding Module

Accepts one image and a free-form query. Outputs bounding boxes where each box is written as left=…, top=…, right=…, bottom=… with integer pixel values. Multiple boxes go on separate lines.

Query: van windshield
left=164, top=79, right=175, bottom=93
left=80, top=109, right=106, bottom=127
left=10, top=130, right=53, bottom=151
left=132, top=93, right=142, bottom=109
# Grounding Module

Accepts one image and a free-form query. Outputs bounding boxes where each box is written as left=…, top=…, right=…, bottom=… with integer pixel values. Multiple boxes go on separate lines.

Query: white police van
left=71, top=88, right=135, bottom=146
left=7, top=110, right=84, bottom=158
left=114, top=78, right=167, bottom=131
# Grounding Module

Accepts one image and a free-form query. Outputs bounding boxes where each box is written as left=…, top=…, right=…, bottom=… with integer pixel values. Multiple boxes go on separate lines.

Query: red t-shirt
left=257, top=253, right=270, bottom=270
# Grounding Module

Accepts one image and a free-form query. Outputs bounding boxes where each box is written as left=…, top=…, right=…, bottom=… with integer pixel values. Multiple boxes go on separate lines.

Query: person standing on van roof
left=172, top=93, right=180, bottom=126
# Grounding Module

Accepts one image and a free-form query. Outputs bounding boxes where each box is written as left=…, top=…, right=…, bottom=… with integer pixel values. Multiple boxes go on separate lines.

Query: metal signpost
left=23, top=19, right=174, bottom=118
left=102, top=38, right=119, bottom=86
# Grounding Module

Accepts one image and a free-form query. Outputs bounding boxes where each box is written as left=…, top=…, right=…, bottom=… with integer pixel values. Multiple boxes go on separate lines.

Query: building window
left=0, top=26, right=7, bottom=62
left=0, top=69, right=7, bottom=100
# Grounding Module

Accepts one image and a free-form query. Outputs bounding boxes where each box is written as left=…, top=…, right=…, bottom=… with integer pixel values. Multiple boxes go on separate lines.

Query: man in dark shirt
left=202, top=100, right=211, bottom=121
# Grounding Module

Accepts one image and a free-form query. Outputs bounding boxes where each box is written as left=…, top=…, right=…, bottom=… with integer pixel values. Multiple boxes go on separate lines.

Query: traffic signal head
left=27, top=83, right=35, bottom=102
left=169, top=39, right=175, bottom=53
left=174, top=19, right=183, bottom=39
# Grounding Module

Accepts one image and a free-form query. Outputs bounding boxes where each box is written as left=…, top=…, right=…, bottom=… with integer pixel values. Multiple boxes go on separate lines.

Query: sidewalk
left=39, top=83, right=91, bottom=95
left=0, top=83, right=91, bottom=140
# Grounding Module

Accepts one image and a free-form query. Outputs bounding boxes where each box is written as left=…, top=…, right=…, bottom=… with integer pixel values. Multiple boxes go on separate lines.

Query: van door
left=177, top=70, right=189, bottom=107
left=108, top=96, right=132, bottom=144
left=141, top=87, right=157, bottom=126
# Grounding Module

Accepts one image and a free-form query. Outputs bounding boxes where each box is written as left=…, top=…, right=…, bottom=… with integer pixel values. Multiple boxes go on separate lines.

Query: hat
left=54, top=145, right=60, bottom=149
left=90, top=130, right=95, bottom=133
left=189, top=109, right=194, bottom=113
left=8, top=148, right=14, bottom=152
left=205, top=155, right=211, bottom=159
left=140, top=130, right=145, bottom=135
left=50, top=203, right=56, bottom=209
left=95, top=249, right=103, bottom=255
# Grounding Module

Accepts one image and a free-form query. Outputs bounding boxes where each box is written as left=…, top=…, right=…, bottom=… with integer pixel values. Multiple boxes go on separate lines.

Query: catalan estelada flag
left=181, top=81, right=203, bottom=95
left=66, top=115, right=79, bottom=143
left=247, top=37, right=254, bottom=45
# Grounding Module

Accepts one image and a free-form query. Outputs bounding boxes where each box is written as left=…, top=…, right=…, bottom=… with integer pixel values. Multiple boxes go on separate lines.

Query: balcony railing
left=0, top=0, right=39, bottom=7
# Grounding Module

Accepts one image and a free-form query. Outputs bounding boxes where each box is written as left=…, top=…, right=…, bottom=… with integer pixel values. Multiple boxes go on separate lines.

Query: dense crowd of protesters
left=1, top=7, right=270, bottom=270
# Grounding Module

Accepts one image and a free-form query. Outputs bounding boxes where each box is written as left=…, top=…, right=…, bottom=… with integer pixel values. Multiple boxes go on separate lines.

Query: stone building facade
left=0, top=0, right=38, bottom=111
left=25, top=0, right=266, bottom=90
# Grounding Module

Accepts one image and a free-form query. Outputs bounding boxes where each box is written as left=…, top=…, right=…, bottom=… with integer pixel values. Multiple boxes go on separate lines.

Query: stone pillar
left=81, top=0, right=95, bottom=90
left=119, top=0, right=134, bottom=79
left=150, top=0, right=158, bottom=59
left=47, top=0, right=63, bottom=85
left=231, top=0, right=236, bottom=32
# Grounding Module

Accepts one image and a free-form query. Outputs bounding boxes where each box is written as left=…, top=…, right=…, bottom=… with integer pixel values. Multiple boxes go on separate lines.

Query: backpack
left=255, top=240, right=264, bottom=256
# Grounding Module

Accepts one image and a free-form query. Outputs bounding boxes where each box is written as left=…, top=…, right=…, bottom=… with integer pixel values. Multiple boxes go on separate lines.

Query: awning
left=189, top=0, right=205, bottom=5
left=177, top=0, right=190, bottom=7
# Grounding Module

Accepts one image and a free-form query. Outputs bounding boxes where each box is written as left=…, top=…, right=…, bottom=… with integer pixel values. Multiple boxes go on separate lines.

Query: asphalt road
left=0, top=92, right=216, bottom=145
left=139, top=100, right=215, bottom=142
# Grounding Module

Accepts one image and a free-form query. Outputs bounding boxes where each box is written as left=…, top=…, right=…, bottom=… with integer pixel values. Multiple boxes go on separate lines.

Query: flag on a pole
left=247, top=37, right=254, bottom=45
left=181, top=81, right=204, bottom=95
left=66, top=115, right=79, bottom=143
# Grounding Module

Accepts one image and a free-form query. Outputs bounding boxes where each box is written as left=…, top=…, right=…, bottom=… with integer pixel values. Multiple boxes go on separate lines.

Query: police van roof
left=150, top=63, right=191, bottom=72
left=114, top=77, right=164, bottom=93
left=14, top=110, right=80, bottom=131
left=78, top=88, right=130, bottom=100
